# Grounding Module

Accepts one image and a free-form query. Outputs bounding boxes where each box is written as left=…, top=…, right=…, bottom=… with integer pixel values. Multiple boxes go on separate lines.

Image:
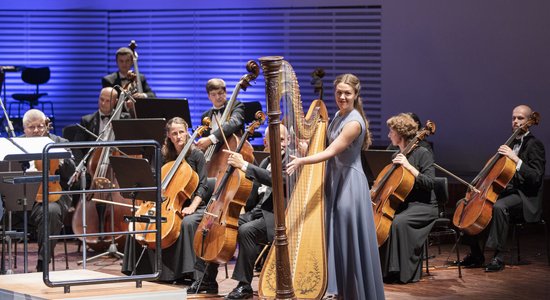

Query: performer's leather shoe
left=485, top=257, right=505, bottom=272
left=224, top=282, right=253, bottom=299
left=458, top=253, right=485, bottom=268
left=187, top=279, right=218, bottom=294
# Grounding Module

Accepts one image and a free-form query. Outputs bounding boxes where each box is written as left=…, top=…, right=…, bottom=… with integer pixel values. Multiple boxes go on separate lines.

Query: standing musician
left=194, top=78, right=245, bottom=152
left=460, top=104, right=546, bottom=272
left=286, top=74, right=384, bottom=299
left=73, top=87, right=130, bottom=164
left=378, top=113, right=438, bottom=284
left=22, top=109, right=75, bottom=272
left=121, top=117, right=209, bottom=282
left=102, top=47, right=155, bottom=99
left=189, top=124, right=289, bottom=299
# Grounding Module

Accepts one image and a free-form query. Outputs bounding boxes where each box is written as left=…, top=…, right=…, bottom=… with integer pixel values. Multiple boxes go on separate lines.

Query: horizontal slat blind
left=0, top=6, right=381, bottom=143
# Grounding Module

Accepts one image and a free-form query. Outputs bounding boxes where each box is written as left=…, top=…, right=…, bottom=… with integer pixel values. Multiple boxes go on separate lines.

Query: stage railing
left=42, top=140, right=162, bottom=293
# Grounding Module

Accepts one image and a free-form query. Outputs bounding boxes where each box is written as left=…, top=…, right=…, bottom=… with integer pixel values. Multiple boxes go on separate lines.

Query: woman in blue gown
left=287, top=74, right=385, bottom=300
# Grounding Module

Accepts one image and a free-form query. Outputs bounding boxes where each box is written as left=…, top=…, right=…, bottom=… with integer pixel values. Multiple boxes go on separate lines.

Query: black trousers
left=30, top=196, right=70, bottom=263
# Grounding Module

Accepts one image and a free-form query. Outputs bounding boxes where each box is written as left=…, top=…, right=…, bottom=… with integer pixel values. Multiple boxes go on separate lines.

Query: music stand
left=0, top=171, right=40, bottom=274
left=109, top=155, right=160, bottom=274
left=111, top=118, right=165, bottom=164
left=361, top=149, right=397, bottom=183
left=135, top=98, right=192, bottom=128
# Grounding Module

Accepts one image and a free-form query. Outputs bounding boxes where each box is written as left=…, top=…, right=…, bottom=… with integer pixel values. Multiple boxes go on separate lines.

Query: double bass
left=371, top=121, right=436, bottom=246
left=453, top=112, right=540, bottom=235
left=193, top=111, right=265, bottom=264
left=131, top=122, right=209, bottom=249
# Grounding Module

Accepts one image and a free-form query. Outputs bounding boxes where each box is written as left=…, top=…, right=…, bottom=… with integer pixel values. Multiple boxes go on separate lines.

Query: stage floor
left=0, top=269, right=187, bottom=299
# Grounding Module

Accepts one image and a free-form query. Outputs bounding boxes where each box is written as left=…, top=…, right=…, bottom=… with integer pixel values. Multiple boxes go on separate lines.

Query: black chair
left=424, top=177, right=462, bottom=278
left=9, top=67, right=55, bottom=128
left=242, top=101, right=263, bottom=141
left=509, top=205, right=550, bottom=265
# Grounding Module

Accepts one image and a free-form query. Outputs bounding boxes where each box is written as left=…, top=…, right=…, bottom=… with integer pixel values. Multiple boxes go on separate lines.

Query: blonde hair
left=387, top=113, right=418, bottom=141
left=333, top=73, right=372, bottom=149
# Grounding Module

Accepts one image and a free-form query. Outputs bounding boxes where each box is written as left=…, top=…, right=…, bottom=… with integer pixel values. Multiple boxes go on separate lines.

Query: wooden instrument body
left=206, top=135, right=254, bottom=179
left=371, top=163, right=415, bottom=246
left=132, top=159, right=199, bottom=249
left=453, top=155, right=516, bottom=235
left=35, top=159, right=62, bottom=203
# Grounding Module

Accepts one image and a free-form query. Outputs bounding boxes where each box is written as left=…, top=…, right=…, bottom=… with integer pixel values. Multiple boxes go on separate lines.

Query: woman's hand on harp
left=286, top=155, right=303, bottom=176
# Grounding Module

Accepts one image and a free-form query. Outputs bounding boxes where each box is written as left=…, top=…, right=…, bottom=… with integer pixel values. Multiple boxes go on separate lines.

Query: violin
left=371, top=121, right=436, bottom=246
left=453, top=112, right=540, bottom=235
left=131, top=122, right=209, bottom=249
left=35, top=117, right=62, bottom=203
left=194, top=111, right=265, bottom=263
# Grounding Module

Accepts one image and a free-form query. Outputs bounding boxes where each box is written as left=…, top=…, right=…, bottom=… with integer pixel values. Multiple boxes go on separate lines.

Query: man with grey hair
left=102, top=47, right=156, bottom=99
left=22, top=109, right=75, bottom=272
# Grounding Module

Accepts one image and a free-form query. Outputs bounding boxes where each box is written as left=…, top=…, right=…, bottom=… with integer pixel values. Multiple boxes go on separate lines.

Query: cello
left=130, top=122, right=209, bottom=249
left=371, top=121, right=436, bottom=246
left=204, top=60, right=259, bottom=179
left=453, top=111, right=540, bottom=235
left=193, top=111, right=265, bottom=264
left=71, top=82, right=135, bottom=252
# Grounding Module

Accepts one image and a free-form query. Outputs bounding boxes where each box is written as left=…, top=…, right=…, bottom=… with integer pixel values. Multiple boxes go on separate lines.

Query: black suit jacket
left=102, top=72, right=155, bottom=98
left=244, top=157, right=276, bottom=242
left=508, top=133, right=546, bottom=222
left=201, top=100, right=245, bottom=145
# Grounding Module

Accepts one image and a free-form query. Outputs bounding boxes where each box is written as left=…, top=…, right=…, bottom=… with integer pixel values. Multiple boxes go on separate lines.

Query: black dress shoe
left=225, top=283, right=253, bottom=299
left=459, top=253, right=485, bottom=268
left=187, top=279, right=219, bottom=294
left=485, top=257, right=505, bottom=272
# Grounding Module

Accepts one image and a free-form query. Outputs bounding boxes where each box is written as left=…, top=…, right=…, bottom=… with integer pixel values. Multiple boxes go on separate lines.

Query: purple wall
left=383, top=0, right=550, bottom=176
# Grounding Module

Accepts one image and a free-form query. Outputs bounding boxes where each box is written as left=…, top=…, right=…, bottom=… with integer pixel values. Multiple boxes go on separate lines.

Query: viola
left=35, top=118, right=63, bottom=203
left=131, top=123, right=209, bottom=249
left=453, top=112, right=540, bottom=235
left=371, top=121, right=436, bottom=246
left=193, top=111, right=265, bottom=264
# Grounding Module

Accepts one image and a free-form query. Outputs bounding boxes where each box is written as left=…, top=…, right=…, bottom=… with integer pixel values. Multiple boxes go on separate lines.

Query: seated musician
left=189, top=124, right=289, bottom=299
left=195, top=78, right=245, bottom=152
left=121, top=117, right=209, bottom=282
left=22, top=109, right=76, bottom=272
left=387, top=112, right=433, bottom=154
left=460, top=104, right=546, bottom=272
left=102, top=47, right=156, bottom=99
left=379, top=113, right=438, bottom=283
left=73, top=87, right=130, bottom=164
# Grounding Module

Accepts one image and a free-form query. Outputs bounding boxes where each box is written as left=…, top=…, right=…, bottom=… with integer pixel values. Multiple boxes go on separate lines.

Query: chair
left=9, top=67, right=55, bottom=129
left=423, top=177, right=462, bottom=278
left=509, top=211, right=550, bottom=266
left=242, top=101, right=263, bottom=141
left=51, top=224, right=70, bottom=271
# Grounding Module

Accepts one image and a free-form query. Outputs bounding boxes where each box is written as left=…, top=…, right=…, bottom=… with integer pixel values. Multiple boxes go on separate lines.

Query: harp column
left=259, top=56, right=296, bottom=300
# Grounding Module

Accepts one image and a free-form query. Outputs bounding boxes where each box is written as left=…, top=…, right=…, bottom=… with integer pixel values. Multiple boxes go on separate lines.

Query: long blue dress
left=325, top=109, right=385, bottom=299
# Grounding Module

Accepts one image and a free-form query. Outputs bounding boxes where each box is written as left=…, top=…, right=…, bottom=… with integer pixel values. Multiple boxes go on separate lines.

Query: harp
left=258, top=57, right=328, bottom=299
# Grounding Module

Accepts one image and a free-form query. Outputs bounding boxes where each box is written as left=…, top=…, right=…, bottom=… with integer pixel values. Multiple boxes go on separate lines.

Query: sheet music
left=0, top=137, right=70, bottom=161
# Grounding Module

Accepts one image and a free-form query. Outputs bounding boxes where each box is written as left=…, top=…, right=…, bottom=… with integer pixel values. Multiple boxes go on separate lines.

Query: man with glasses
left=22, top=109, right=75, bottom=272
left=195, top=78, right=246, bottom=152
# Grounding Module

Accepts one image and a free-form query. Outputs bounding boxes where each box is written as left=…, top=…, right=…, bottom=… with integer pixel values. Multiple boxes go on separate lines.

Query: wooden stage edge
left=0, top=269, right=187, bottom=300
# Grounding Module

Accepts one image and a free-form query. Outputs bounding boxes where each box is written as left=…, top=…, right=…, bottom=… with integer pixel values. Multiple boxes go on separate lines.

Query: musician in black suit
left=460, top=104, right=546, bottom=272
left=22, top=109, right=75, bottom=272
left=195, top=78, right=245, bottom=152
left=189, top=124, right=289, bottom=299
left=101, top=47, right=155, bottom=99
left=73, top=87, right=130, bottom=164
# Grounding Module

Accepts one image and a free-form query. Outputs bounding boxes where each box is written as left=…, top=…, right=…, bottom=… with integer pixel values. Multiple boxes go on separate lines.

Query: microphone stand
left=0, top=75, right=16, bottom=137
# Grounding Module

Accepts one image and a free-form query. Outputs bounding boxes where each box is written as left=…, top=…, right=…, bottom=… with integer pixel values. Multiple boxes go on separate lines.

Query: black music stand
left=111, top=118, right=165, bottom=164
left=361, top=149, right=397, bottom=184
left=109, top=155, right=160, bottom=275
left=135, top=98, right=192, bottom=127
left=0, top=171, right=40, bottom=274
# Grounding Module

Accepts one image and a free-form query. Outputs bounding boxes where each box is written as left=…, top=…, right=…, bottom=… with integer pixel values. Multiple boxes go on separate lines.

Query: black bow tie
left=101, top=115, right=111, bottom=120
